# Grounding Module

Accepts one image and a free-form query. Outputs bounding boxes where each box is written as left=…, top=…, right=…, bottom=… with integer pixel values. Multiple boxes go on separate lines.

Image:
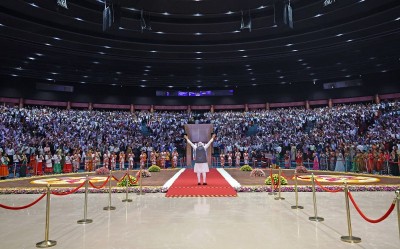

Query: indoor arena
left=0, top=1, right=399, bottom=249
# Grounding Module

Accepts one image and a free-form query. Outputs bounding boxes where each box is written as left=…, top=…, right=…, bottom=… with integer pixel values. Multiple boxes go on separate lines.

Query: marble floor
left=0, top=191, right=399, bottom=249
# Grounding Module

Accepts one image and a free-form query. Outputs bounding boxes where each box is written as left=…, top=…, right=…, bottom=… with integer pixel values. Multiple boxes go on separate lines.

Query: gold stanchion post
left=137, top=166, right=145, bottom=195
left=268, top=167, right=277, bottom=195
left=274, top=168, right=285, bottom=200
left=395, top=190, right=400, bottom=239
left=291, top=172, right=304, bottom=209
left=103, top=170, right=116, bottom=210
left=77, top=175, right=93, bottom=224
left=340, top=181, right=361, bottom=243
left=36, top=184, right=57, bottom=248
left=122, top=170, right=132, bottom=202
left=309, top=173, right=324, bottom=222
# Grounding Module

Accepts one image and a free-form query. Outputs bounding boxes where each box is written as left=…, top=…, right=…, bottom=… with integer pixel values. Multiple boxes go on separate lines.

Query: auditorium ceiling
left=0, top=0, right=399, bottom=88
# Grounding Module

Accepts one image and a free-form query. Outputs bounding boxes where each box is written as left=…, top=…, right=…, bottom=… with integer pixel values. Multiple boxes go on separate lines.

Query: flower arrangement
left=117, top=175, right=138, bottom=187
left=240, top=165, right=253, bottom=171
left=250, top=168, right=266, bottom=177
left=136, top=169, right=151, bottom=177
left=148, top=165, right=161, bottom=172
left=265, top=174, right=287, bottom=185
left=95, top=167, right=110, bottom=175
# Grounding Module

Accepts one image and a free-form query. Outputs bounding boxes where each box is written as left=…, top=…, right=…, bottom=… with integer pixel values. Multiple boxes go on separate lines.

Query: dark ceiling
left=0, top=0, right=399, bottom=88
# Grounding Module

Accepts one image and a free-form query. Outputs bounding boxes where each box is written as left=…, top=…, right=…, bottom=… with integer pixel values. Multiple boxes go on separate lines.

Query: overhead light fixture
left=240, top=10, right=252, bottom=32
left=75, top=17, right=84, bottom=21
left=57, top=0, right=68, bottom=9
left=29, top=3, right=39, bottom=8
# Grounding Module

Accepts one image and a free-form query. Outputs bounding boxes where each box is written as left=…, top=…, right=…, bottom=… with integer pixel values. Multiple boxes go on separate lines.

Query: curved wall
left=1, top=71, right=399, bottom=108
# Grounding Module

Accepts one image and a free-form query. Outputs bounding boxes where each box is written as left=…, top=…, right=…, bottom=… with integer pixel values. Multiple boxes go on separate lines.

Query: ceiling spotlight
left=74, top=17, right=84, bottom=21
left=226, top=11, right=234, bottom=15
left=286, top=43, right=293, bottom=47
left=29, top=3, right=39, bottom=8
left=103, top=46, right=111, bottom=49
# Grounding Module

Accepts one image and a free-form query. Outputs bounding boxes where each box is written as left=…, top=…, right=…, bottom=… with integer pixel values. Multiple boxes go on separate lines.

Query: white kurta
left=187, top=138, right=214, bottom=174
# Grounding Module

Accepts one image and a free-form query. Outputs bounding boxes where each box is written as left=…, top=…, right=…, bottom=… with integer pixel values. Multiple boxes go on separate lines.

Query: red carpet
left=165, top=169, right=237, bottom=197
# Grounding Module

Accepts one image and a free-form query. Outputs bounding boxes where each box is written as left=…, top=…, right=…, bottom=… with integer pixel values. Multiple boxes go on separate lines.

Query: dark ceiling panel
left=0, top=0, right=399, bottom=88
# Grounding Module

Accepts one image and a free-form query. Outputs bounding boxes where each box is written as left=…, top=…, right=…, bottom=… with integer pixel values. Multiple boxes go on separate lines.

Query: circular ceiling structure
left=0, top=0, right=399, bottom=88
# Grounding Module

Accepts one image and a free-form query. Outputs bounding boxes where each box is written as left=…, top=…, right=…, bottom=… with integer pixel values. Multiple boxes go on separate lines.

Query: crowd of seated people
left=0, top=100, right=399, bottom=179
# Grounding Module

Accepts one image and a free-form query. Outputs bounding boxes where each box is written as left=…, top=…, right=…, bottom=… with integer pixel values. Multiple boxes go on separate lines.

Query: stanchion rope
left=348, top=191, right=396, bottom=223
left=112, top=173, right=128, bottom=183
left=127, top=172, right=139, bottom=185
left=51, top=181, right=86, bottom=196
left=89, top=176, right=110, bottom=189
left=314, top=178, right=342, bottom=193
left=0, top=193, right=46, bottom=210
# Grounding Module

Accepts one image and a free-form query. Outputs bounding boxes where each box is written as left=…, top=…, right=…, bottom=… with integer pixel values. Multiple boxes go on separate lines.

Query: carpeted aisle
left=165, top=169, right=237, bottom=197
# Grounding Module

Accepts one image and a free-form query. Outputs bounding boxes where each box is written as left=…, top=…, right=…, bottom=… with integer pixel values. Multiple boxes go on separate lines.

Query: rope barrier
left=112, top=173, right=128, bottom=183
left=127, top=172, right=139, bottom=185
left=0, top=193, right=46, bottom=210
left=51, top=181, right=86, bottom=196
left=348, top=191, right=396, bottom=223
left=89, top=176, right=110, bottom=189
left=314, top=178, right=342, bottom=193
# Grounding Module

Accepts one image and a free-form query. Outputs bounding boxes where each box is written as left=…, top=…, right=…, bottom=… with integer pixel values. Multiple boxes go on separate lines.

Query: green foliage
left=148, top=165, right=161, bottom=172
left=240, top=165, right=253, bottom=171
left=265, top=174, right=287, bottom=185
left=117, top=175, right=138, bottom=187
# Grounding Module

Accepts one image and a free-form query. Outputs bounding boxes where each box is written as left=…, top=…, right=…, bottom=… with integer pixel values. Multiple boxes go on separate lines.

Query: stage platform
left=0, top=168, right=398, bottom=193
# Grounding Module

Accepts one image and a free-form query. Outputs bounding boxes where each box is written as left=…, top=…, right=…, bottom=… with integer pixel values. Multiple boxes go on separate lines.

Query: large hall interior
left=0, top=1, right=399, bottom=249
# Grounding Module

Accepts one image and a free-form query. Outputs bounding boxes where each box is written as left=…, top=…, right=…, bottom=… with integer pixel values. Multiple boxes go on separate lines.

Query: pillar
left=89, top=103, right=93, bottom=110
left=130, top=104, right=135, bottom=113
left=305, top=100, right=310, bottom=110
left=328, top=99, right=333, bottom=108
left=266, top=102, right=270, bottom=110
left=19, top=98, right=24, bottom=109
left=211, top=105, right=214, bottom=113
left=150, top=105, right=154, bottom=113
left=187, top=105, right=191, bottom=113
left=245, top=104, right=249, bottom=112
left=67, top=101, right=71, bottom=110
left=374, top=94, right=380, bottom=104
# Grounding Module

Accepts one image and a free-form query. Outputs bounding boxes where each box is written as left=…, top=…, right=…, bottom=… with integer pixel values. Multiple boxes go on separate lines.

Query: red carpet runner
left=165, top=169, right=237, bottom=197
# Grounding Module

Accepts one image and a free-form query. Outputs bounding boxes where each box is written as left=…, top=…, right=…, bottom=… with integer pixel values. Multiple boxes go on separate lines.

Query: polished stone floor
left=0, top=191, right=399, bottom=249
